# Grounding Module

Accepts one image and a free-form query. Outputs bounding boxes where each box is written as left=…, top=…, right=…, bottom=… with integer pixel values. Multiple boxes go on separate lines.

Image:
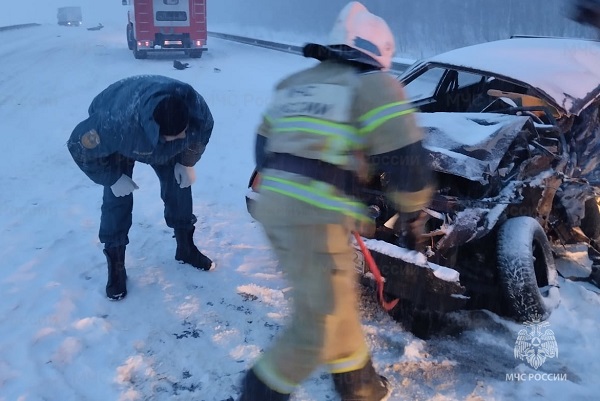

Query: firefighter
left=238, top=2, right=433, bottom=400
left=67, top=75, right=215, bottom=300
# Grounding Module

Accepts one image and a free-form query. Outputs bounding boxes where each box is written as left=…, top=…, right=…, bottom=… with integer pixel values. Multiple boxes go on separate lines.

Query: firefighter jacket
left=255, top=60, right=433, bottom=223
left=67, top=75, right=213, bottom=187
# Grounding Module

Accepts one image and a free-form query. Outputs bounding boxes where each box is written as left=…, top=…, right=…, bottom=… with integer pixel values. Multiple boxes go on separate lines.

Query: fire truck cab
left=122, top=0, right=207, bottom=59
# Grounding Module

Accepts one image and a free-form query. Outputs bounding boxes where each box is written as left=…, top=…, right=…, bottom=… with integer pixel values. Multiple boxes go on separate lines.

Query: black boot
left=174, top=227, right=214, bottom=271
left=332, top=359, right=391, bottom=401
left=238, top=369, right=290, bottom=401
left=587, top=244, right=600, bottom=288
left=590, top=265, right=600, bottom=288
left=103, top=245, right=127, bottom=300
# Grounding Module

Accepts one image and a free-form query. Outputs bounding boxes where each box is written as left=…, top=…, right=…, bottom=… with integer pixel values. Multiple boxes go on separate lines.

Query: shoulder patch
left=81, top=129, right=100, bottom=149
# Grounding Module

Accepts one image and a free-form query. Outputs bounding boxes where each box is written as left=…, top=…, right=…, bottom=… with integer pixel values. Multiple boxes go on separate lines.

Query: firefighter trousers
left=251, top=191, right=371, bottom=394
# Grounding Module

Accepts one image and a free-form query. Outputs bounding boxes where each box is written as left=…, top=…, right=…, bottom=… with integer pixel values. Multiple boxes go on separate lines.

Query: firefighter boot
left=237, top=369, right=290, bottom=401
left=104, top=245, right=127, bottom=300
left=332, top=359, right=392, bottom=401
left=174, top=227, right=214, bottom=271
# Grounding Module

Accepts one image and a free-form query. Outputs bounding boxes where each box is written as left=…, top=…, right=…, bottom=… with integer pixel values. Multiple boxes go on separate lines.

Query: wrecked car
left=246, top=36, right=600, bottom=337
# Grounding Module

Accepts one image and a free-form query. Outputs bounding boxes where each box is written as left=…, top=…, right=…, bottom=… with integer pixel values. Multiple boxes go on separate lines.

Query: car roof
left=424, top=36, right=600, bottom=115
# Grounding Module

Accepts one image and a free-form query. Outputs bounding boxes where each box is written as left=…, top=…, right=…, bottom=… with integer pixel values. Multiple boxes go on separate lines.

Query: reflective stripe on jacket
left=260, top=174, right=369, bottom=222
left=271, top=116, right=364, bottom=166
left=256, top=60, right=428, bottom=218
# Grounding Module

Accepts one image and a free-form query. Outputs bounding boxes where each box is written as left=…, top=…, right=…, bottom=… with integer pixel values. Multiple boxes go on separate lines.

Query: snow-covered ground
left=0, top=22, right=599, bottom=401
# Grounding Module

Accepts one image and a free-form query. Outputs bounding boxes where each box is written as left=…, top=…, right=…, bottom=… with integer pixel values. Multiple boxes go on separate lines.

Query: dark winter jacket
left=67, top=75, right=213, bottom=187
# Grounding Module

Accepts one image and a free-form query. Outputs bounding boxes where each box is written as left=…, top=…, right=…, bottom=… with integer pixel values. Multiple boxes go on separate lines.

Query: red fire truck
left=122, top=0, right=207, bottom=59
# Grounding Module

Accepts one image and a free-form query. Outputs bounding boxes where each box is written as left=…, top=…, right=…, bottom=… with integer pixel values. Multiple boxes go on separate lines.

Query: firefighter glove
left=393, top=210, right=428, bottom=253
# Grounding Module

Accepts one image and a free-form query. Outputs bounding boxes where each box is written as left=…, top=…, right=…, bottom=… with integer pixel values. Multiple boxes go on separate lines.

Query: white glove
left=174, top=163, right=196, bottom=188
left=110, top=174, right=139, bottom=197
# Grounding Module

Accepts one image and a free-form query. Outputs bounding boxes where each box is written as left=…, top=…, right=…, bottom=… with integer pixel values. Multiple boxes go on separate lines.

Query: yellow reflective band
left=253, top=360, right=298, bottom=394
left=273, top=116, right=364, bottom=145
left=358, top=100, right=411, bottom=122
left=358, top=101, right=417, bottom=134
left=261, top=175, right=370, bottom=222
left=327, top=347, right=370, bottom=374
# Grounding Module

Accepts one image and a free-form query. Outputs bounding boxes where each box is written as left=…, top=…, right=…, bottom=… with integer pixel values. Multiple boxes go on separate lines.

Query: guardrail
left=0, top=23, right=40, bottom=32
left=0, top=26, right=411, bottom=72
left=208, top=31, right=411, bottom=73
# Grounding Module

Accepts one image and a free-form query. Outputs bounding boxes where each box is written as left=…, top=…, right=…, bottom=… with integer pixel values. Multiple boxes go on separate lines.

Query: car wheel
left=126, top=24, right=134, bottom=50
left=496, top=216, right=560, bottom=322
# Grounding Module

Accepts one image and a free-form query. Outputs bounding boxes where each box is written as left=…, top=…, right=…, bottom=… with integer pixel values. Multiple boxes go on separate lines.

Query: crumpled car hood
left=417, top=112, right=531, bottom=184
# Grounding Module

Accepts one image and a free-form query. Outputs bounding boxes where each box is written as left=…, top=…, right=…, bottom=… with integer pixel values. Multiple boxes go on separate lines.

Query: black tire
left=133, top=45, right=147, bottom=59
left=497, top=216, right=559, bottom=322
left=189, top=50, right=203, bottom=59
left=126, top=24, right=134, bottom=50
left=580, top=197, right=600, bottom=242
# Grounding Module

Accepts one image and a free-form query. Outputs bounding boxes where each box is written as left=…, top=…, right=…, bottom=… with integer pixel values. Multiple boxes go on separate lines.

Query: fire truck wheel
left=133, top=47, right=147, bottom=59
left=126, top=24, right=134, bottom=50
left=188, top=50, right=203, bottom=59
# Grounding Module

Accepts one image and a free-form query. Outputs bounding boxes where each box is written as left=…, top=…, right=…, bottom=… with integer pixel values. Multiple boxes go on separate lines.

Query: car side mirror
left=122, top=0, right=128, bottom=5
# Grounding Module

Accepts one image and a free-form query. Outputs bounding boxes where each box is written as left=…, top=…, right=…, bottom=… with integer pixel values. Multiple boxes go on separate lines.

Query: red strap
left=352, top=232, right=399, bottom=311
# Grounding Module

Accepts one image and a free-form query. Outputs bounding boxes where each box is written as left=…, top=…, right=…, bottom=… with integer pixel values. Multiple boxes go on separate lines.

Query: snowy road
left=0, top=23, right=599, bottom=401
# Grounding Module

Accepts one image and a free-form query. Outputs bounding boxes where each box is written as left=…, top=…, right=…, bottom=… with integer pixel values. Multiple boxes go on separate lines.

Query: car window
left=447, top=70, right=485, bottom=93
left=403, top=67, right=445, bottom=101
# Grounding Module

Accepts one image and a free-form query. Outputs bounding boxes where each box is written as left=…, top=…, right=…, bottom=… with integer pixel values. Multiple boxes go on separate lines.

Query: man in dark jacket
left=68, top=75, right=215, bottom=300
